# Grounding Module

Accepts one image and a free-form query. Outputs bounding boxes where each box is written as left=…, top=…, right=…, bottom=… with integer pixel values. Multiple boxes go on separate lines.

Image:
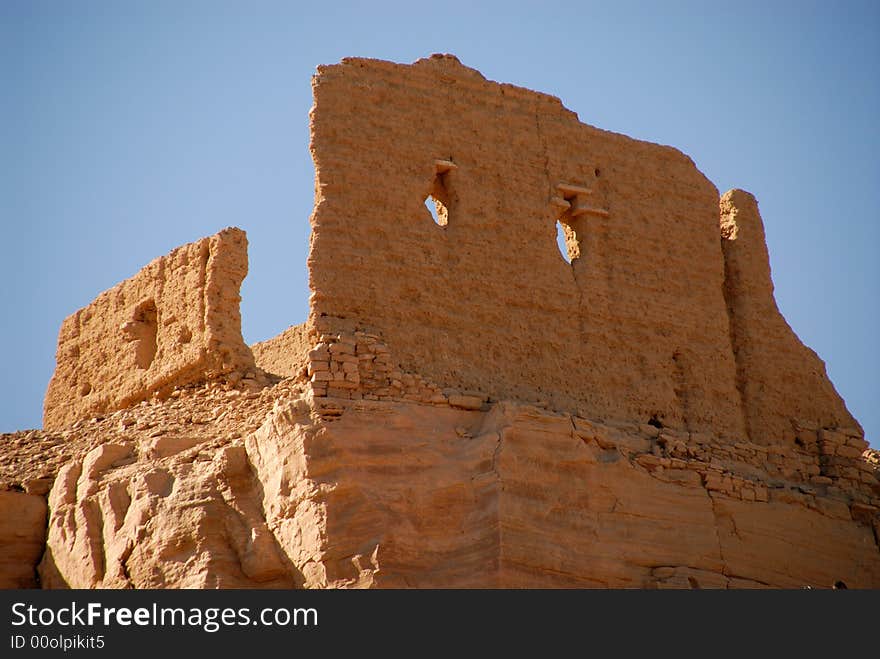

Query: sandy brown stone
left=720, top=190, right=858, bottom=445
left=2, top=55, right=876, bottom=590
left=29, top=393, right=880, bottom=589
left=251, top=322, right=313, bottom=379
left=0, top=491, right=47, bottom=588
left=43, top=228, right=256, bottom=430
left=307, top=54, right=747, bottom=436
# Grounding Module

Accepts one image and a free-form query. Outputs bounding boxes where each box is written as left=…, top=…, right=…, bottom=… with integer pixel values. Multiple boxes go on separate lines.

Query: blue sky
left=2, top=1, right=877, bottom=446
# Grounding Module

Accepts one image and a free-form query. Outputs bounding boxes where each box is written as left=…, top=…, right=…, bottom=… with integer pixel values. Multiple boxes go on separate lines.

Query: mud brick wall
left=44, top=228, right=255, bottom=430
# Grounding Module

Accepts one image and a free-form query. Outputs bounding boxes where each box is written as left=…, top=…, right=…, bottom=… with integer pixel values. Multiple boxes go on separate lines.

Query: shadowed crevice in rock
left=0, top=491, right=48, bottom=588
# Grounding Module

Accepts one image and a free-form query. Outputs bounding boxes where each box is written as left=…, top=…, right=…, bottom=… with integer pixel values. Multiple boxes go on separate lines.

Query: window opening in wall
left=556, top=221, right=570, bottom=263
left=552, top=179, right=610, bottom=266
left=424, top=159, right=456, bottom=228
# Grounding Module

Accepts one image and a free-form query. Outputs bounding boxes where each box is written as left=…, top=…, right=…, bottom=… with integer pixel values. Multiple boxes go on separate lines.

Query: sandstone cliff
left=1, top=55, right=877, bottom=589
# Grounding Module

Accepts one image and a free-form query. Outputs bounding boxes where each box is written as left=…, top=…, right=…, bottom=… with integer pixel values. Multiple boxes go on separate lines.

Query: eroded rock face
left=31, top=389, right=880, bottom=589
left=43, top=227, right=256, bottom=431
left=40, top=438, right=297, bottom=589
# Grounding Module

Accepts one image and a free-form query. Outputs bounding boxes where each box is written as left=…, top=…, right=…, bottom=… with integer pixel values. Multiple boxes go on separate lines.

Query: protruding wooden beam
left=435, top=159, right=458, bottom=174
left=556, top=182, right=593, bottom=197
left=550, top=196, right=571, bottom=210
left=570, top=204, right=610, bottom=218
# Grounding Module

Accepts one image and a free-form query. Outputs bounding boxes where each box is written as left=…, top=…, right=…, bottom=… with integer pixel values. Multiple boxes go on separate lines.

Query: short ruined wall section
left=43, top=227, right=256, bottom=430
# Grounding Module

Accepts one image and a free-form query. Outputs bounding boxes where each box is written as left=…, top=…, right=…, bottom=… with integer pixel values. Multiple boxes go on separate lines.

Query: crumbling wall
left=720, top=190, right=859, bottom=445
left=306, top=54, right=857, bottom=447
left=0, top=491, right=47, bottom=588
left=43, top=227, right=256, bottom=430
left=307, top=55, right=746, bottom=438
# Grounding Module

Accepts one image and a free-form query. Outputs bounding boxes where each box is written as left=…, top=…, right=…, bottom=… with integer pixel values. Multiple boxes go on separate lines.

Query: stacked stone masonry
left=306, top=330, right=484, bottom=410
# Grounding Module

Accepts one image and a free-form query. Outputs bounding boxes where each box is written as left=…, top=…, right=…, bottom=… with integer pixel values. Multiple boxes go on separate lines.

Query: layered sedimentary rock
left=1, top=55, right=877, bottom=589
left=251, top=322, right=311, bottom=379
left=43, top=228, right=256, bottom=430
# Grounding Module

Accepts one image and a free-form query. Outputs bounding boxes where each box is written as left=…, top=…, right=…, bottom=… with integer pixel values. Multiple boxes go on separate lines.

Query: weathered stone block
left=0, top=491, right=47, bottom=588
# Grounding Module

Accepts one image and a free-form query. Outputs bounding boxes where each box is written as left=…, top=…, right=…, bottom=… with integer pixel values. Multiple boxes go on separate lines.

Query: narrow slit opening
left=425, top=195, right=447, bottom=226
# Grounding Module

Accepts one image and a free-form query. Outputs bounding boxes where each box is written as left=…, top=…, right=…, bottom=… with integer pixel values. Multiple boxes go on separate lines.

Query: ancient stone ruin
left=43, top=228, right=256, bottom=430
left=1, top=55, right=877, bottom=589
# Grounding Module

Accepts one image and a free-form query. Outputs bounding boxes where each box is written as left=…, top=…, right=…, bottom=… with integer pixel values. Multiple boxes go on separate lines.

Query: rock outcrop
left=1, top=55, right=877, bottom=589
left=0, top=491, right=47, bottom=588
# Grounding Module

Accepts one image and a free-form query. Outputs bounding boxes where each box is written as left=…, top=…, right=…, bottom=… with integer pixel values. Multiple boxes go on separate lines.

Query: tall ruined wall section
left=43, top=228, right=256, bottom=430
left=307, top=55, right=857, bottom=446
left=308, top=55, right=743, bottom=437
